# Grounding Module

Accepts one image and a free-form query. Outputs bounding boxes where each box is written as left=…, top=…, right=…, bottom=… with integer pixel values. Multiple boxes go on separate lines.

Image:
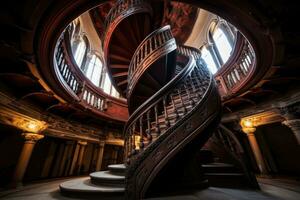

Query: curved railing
left=54, top=30, right=128, bottom=122
left=103, top=0, right=152, bottom=54
left=177, top=45, right=202, bottom=60
left=211, top=124, right=259, bottom=188
left=124, top=46, right=221, bottom=199
left=127, top=25, right=177, bottom=98
left=215, top=35, right=255, bottom=98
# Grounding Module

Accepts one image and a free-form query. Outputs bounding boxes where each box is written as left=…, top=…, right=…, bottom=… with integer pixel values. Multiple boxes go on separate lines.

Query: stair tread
left=202, top=162, right=235, bottom=168
left=60, top=177, right=125, bottom=193
left=204, top=172, right=244, bottom=176
left=90, top=171, right=125, bottom=180
left=108, top=164, right=126, bottom=170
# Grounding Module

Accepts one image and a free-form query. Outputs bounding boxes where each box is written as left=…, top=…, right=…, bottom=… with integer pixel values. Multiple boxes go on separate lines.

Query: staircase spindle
left=154, top=105, right=160, bottom=137
left=163, top=96, right=170, bottom=128
left=139, top=116, right=144, bottom=150
left=178, top=89, right=187, bottom=114
left=146, top=110, right=152, bottom=142
left=170, top=94, right=179, bottom=120
left=184, top=80, right=194, bottom=106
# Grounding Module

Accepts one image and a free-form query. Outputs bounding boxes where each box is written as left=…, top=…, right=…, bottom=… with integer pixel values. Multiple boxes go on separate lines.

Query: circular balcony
left=51, top=25, right=129, bottom=122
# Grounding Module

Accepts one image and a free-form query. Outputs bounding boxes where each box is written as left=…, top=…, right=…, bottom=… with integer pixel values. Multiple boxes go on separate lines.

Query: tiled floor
left=0, top=177, right=299, bottom=200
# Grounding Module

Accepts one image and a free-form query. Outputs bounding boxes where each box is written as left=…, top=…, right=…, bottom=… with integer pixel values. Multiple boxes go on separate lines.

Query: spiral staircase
left=60, top=0, right=223, bottom=199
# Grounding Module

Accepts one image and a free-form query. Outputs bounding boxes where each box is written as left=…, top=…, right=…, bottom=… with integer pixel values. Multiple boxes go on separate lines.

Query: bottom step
left=60, top=177, right=125, bottom=195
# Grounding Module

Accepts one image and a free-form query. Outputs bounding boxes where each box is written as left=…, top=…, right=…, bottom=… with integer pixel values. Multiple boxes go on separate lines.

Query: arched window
left=201, top=46, right=218, bottom=74
left=67, top=18, right=122, bottom=99
left=212, top=26, right=233, bottom=64
left=85, top=54, right=103, bottom=87
left=201, top=19, right=237, bottom=74
left=73, top=38, right=87, bottom=67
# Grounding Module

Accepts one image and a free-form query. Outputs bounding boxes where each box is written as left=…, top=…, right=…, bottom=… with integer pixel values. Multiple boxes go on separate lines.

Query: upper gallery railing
left=103, top=0, right=152, bottom=52
left=54, top=30, right=128, bottom=121
left=127, top=25, right=177, bottom=98
left=215, top=35, right=255, bottom=98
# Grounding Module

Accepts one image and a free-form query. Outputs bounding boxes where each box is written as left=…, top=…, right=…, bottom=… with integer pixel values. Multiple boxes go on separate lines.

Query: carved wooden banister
left=54, top=29, right=128, bottom=121
left=103, top=0, right=152, bottom=54
left=127, top=25, right=177, bottom=98
left=177, top=45, right=202, bottom=60
left=215, top=36, right=255, bottom=98
left=124, top=45, right=221, bottom=199
left=125, top=46, right=209, bottom=161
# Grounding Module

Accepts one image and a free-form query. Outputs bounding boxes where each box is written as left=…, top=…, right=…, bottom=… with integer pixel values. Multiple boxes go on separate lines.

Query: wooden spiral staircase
left=59, top=0, right=227, bottom=199
left=103, top=0, right=221, bottom=199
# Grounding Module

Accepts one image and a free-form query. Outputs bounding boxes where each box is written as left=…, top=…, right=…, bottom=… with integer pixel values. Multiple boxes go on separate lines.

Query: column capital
left=22, top=133, right=44, bottom=143
left=279, top=103, right=300, bottom=120
left=282, top=119, right=300, bottom=144
left=99, top=141, right=105, bottom=147
left=240, top=119, right=256, bottom=135
left=78, top=141, right=87, bottom=146
left=282, top=119, right=300, bottom=127
left=242, top=127, right=256, bottom=135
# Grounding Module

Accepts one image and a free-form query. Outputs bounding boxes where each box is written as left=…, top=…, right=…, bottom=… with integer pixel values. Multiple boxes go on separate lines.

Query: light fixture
left=243, top=119, right=253, bottom=128
left=13, top=118, right=48, bottom=133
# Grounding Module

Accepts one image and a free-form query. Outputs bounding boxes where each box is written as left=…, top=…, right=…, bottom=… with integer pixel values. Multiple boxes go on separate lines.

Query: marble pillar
left=95, top=141, right=105, bottom=171
left=76, top=141, right=87, bottom=175
left=69, top=141, right=81, bottom=175
left=11, top=133, right=44, bottom=187
left=242, top=127, right=268, bottom=174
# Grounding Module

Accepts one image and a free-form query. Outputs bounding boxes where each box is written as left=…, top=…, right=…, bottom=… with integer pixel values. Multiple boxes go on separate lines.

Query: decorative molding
left=22, top=133, right=44, bottom=142
left=0, top=91, right=124, bottom=143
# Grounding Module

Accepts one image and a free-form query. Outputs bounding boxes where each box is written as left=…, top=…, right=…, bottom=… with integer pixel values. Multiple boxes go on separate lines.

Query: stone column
left=76, top=141, right=87, bottom=175
left=95, top=141, right=105, bottom=171
left=111, top=146, right=119, bottom=164
left=242, top=127, right=268, bottom=174
left=58, top=141, right=73, bottom=176
left=11, top=133, right=44, bottom=187
left=51, top=143, right=65, bottom=177
left=280, top=104, right=300, bottom=144
left=282, top=119, right=300, bottom=144
left=41, top=141, right=57, bottom=178
left=69, top=141, right=81, bottom=175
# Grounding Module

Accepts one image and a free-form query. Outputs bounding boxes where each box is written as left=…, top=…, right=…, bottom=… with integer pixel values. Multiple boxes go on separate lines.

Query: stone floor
left=0, top=177, right=300, bottom=200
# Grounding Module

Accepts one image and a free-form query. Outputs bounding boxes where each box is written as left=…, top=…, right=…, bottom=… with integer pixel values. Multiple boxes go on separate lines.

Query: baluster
left=154, top=36, right=158, bottom=49
left=139, top=116, right=144, bottom=150
left=178, top=89, right=187, bottom=114
left=163, top=96, right=170, bottom=128
left=146, top=110, right=152, bottom=142
left=154, top=105, right=160, bottom=138
left=170, top=93, right=179, bottom=120
left=145, top=40, right=148, bottom=55
left=149, top=37, right=152, bottom=52
left=128, top=131, right=132, bottom=158
left=132, top=124, right=136, bottom=155
left=184, top=80, right=194, bottom=106
left=189, top=77, right=198, bottom=99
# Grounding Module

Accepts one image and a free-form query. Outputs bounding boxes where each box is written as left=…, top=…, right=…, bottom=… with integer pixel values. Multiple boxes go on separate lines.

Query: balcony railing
left=103, top=0, right=152, bottom=51
left=215, top=34, right=256, bottom=98
left=54, top=31, right=128, bottom=121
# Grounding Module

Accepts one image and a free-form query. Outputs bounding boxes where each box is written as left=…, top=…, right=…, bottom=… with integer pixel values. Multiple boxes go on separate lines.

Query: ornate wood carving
left=127, top=25, right=177, bottom=98
left=124, top=46, right=221, bottom=199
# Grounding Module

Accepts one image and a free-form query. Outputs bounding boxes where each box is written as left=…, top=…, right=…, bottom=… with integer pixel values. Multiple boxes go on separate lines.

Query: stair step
left=60, top=177, right=125, bottom=195
left=202, top=162, right=238, bottom=173
left=107, top=164, right=126, bottom=175
left=90, top=171, right=125, bottom=186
